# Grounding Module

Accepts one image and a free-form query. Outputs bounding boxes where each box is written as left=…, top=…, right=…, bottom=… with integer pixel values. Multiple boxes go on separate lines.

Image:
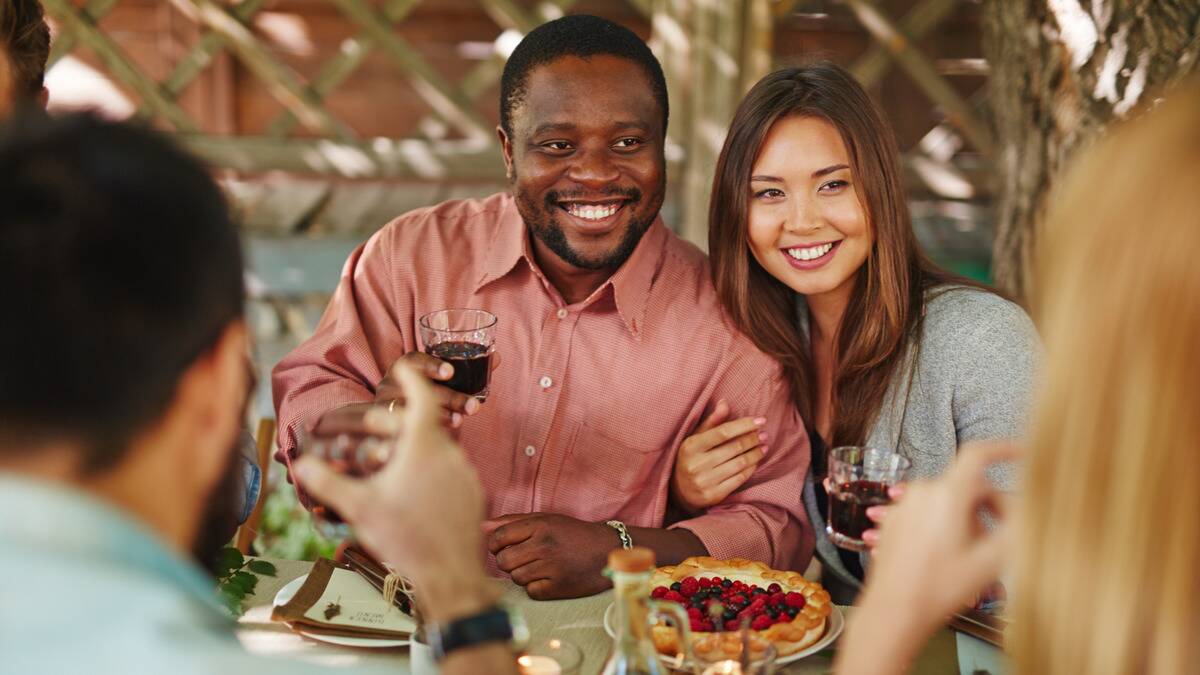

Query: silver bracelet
left=605, top=519, right=633, bottom=550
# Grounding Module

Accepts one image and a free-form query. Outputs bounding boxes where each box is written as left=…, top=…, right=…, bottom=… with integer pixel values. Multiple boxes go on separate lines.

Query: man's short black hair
left=0, top=1, right=51, bottom=98
left=0, top=111, right=245, bottom=473
left=499, top=14, right=669, bottom=137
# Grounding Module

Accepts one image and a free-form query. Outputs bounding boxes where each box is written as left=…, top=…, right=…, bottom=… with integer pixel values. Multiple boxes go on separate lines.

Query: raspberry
left=689, top=618, right=707, bottom=632
left=651, top=586, right=669, bottom=599
left=775, top=613, right=792, bottom=625
left=687, top=607, right=703, bottom=621
left=784, top=592, right=806, bottom=609
left=767, top=583, right=782, bottom=594
left=748, top=597, right=768, bottom=613
left=664, top=590, right=686, bottom=604
left=728, top=593, right=747, bottom=606
left=701, top=620, right=715, bottom=632
left=751, top=614, right=773, bottom=631
left=679, top=577, right=700, bottom=597
left=769, top=591, right=786, bottom=606
left=724, top=619, right=741, bottom=632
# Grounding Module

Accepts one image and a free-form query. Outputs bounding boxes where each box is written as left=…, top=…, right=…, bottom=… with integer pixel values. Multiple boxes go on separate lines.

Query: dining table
left=236, top=558, right=999, bottom=674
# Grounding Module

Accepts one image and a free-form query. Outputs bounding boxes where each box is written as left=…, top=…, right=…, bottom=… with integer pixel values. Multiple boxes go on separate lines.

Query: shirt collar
left=0, top=473, right=231, bottom=621
left=475, top=194, right=667, bottom=337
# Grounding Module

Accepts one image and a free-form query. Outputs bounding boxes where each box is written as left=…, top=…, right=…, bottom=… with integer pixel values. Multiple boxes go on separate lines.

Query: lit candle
left=701, top=661, right=744, bottom=675
left=517, top=654, right=562, bottom=675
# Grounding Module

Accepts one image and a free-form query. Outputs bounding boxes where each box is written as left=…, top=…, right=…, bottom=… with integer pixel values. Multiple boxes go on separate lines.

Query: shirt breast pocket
left=556, top=420, right=673, bottom=526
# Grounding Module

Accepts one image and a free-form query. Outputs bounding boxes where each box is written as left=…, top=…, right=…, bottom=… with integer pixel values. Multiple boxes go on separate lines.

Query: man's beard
left=515, top=183, right=663, bottom=271
left=191, top=436, right=248, bottom=574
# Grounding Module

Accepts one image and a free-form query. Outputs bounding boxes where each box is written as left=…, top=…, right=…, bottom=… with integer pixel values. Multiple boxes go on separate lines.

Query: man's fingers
left=510, top=560, right=553, bottom=588
left=695, top=400, right=731, bottom=436
left=495, top=540, right=542, bottom=573
left=295, top=456, right=368, bottom=521
left=391, top=362, right=446, bottom=436
left=399, top=351, right=454, bottom=381
left=487, top=519, right=535, bottom=554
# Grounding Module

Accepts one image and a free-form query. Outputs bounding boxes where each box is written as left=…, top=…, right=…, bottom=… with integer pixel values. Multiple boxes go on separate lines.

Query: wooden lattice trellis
left=43, top=0, right=991, bottom=246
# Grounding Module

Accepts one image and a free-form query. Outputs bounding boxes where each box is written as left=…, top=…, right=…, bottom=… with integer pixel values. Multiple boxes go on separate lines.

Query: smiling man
left=273, top=15, right=813, bottom=599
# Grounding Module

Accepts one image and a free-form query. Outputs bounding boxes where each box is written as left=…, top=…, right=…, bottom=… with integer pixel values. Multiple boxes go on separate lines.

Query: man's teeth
left=787, top=243, right=835, bottom=261
left=564, top=203, right=620, bottom=220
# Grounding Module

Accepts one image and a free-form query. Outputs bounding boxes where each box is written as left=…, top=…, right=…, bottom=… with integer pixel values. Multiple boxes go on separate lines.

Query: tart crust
left=648, top=557, right=833, bottom=658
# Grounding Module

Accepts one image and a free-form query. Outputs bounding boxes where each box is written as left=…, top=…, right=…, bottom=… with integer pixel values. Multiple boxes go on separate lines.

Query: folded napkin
left=342, top=545, right=415, bottom=616
left=272, top=557, right=417, bottom=640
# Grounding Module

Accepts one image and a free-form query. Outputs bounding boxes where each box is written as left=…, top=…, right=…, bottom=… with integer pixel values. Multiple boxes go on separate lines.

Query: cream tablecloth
left=237, top=558, right=962, bottom=674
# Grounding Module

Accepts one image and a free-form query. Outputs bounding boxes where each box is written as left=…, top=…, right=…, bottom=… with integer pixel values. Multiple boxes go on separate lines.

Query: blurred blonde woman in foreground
left=839, top=82, right=1200, bottom=674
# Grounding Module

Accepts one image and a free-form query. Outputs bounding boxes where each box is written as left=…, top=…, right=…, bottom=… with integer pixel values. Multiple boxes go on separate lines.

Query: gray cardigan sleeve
left=923, top=289, right=1040, bottom=488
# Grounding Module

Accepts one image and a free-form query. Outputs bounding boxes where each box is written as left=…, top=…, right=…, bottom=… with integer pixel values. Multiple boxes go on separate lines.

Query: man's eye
left=543, top=141, right=572, bottom=151
left=613, top=137, right=642, bottom=149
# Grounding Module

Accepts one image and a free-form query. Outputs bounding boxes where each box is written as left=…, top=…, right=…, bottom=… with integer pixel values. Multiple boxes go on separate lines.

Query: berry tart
left=649, top=557, right=832, bottom=659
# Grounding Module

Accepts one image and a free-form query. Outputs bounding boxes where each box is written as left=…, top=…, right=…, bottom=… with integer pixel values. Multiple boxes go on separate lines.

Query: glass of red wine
left=297, top=428, right=393, bottom=541
left=826, top=446, right=910, bottom=552
left=418, top=309, right=498, bottom=401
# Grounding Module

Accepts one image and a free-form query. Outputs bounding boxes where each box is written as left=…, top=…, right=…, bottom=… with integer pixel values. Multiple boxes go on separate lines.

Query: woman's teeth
left=787, top=242, right=835, bottom=261
left=564, top=203, right=620, bottom=220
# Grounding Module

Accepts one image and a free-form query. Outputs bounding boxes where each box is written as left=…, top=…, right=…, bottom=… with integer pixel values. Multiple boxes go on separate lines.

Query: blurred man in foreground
left=0, top=111, right=514, bottom=675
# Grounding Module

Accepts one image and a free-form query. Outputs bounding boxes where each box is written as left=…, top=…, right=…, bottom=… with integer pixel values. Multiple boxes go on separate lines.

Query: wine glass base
left=826, top=526, right=869, bottom=552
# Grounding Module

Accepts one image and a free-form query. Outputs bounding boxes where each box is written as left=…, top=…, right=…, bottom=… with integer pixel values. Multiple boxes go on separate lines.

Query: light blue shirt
left=0, top=474, right=383, bottom=674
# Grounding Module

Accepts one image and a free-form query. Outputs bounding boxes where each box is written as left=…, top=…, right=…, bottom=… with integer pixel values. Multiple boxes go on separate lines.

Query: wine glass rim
left=828, top=445, right=911, bottom=469
left=418, top=308, right=498, bottom=331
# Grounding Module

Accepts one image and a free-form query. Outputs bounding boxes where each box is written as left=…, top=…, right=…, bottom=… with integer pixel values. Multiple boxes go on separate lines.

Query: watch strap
left=428, top=605, right=513, bottom=661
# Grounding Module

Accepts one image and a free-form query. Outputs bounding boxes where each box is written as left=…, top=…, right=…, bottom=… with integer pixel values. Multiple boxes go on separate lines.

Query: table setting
left=235, top=553, right=976, bottom=674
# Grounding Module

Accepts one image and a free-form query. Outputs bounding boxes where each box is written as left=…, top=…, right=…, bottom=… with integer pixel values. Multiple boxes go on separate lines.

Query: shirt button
left=524, top=445, right=536, bottom=457
left=556, top=308, right=568, bottom=319
left=539, top=376, right=553, bottom=389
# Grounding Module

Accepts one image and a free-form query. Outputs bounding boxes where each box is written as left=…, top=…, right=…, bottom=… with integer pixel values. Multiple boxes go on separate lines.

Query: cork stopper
left=608, top=546, right=656, bottom=573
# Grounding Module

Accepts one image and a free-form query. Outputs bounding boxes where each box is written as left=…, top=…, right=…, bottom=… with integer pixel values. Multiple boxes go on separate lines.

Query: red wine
left=426, top=341, right=491, bottom=396
left=828, top=480, right=891, bottom=540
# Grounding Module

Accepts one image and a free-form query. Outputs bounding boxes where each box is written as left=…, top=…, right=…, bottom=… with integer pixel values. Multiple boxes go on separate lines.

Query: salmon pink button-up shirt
left=272, top=193, right=814, bottom=570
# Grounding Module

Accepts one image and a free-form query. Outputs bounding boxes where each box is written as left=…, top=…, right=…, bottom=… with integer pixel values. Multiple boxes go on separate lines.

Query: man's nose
left=566, top=148, right=620, bottom=188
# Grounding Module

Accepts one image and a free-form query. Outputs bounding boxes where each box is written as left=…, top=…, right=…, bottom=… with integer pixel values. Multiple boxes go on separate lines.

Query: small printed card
left=272, top=557, right=417, bottom=639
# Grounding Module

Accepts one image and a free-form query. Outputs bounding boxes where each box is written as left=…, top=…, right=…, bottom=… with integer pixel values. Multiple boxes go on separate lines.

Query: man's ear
left=497, top=125, right=514, bottom=181
left=173, top=321, right=249, bottom=491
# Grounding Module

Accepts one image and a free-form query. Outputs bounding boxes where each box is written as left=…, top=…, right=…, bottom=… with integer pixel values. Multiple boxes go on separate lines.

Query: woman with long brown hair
left=671, top=62, right=1038, bottom=597
left=839, top=80, right=1200, bottom=675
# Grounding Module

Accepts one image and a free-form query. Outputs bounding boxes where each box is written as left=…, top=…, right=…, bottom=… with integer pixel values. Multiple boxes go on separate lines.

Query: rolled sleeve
left=670, top=367, right=813, bottom=572
left=271, top=227, right=413, bottom=499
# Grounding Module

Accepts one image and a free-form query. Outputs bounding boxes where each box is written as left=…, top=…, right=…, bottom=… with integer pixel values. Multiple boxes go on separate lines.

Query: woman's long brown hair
left=709, top=63, right=979, bottom=471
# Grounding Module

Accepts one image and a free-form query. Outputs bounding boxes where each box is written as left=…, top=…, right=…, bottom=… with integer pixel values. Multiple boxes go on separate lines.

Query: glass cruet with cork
left=601, top=546, right=692, bottom=675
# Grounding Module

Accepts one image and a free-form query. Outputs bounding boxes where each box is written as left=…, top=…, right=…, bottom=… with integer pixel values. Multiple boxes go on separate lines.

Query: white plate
left=603, top=601, right=844, bottom=666
left=272, top=574, right=411, bottom=649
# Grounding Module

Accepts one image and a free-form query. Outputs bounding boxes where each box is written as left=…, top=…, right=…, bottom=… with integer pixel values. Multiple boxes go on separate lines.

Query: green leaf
left=220, top=582, right=246, bottom=601
left=248, top=559, right=277, bottom=577
left=218, top=588, right=245, bottom=617
left=230, top=571, right=258, bottom=594
left=215, top=547, right=245, bottom=575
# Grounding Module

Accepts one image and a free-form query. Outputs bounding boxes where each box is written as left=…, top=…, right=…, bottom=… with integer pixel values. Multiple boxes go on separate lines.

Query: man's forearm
left=625, top=525, right=708, bottom=565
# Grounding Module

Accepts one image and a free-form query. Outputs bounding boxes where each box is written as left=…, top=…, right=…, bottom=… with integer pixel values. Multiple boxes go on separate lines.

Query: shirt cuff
left=668, top=510, right=773, bottom=565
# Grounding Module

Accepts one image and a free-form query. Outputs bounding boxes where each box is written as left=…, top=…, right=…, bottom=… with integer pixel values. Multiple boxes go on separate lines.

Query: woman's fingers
left=684, top=416, right=766, bottom=459
left=694, top=400, right=731, bottom=436
left=694, top=428, right=767, bottom=472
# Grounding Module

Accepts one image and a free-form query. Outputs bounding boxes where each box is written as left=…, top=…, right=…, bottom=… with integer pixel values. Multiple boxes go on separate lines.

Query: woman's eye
left=819, top=179, right=849, bottom=193
left=754, top=188, right=785, bottom=199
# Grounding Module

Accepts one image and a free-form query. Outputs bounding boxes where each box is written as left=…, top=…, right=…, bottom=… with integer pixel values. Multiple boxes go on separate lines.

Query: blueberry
left=787, top=607, right=799, bottom=617
left=723, top=609, right=736, bottom=620
left=721, top=579, right=732, bottom=588
left=671, top=582, right=682, bottom=592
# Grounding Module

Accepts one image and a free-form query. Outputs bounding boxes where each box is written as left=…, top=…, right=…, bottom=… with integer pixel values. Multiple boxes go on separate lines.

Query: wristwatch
left=426, top=605, right=514, bottom=661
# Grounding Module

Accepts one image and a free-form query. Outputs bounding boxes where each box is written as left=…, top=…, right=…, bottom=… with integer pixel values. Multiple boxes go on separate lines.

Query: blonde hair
left=1012, top=84, right=1200, bottom=674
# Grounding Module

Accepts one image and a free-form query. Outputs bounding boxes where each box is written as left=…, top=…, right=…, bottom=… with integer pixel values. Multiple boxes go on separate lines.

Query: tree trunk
left=982, top=0, right=1200, bottom=303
